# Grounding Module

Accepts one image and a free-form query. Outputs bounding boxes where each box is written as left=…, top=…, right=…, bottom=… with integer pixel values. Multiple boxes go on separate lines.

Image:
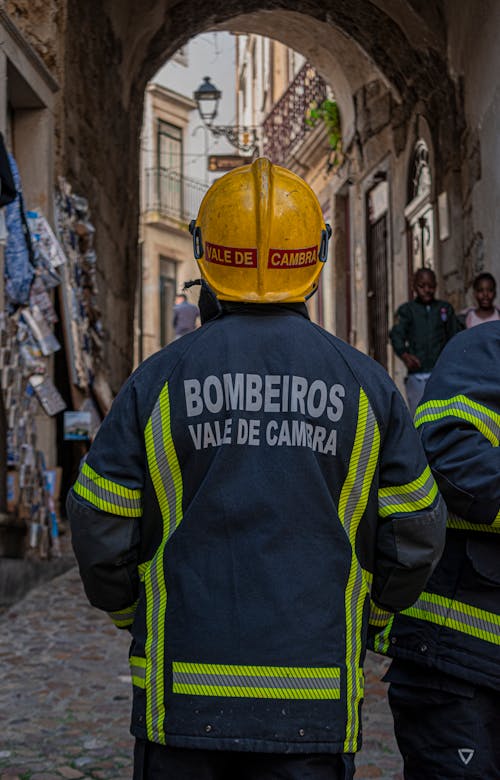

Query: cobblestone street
left=0, top=564, right=403, bottom=780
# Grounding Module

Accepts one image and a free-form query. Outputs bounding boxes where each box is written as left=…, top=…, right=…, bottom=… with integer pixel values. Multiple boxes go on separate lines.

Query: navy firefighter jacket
left=372, top=321, right=500, bottom=690
left=67, top=304, right=446, bottom=754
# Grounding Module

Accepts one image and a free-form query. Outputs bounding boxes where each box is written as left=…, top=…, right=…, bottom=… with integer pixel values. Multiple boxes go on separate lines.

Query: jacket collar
left=220, top=301, right=310, bottom=320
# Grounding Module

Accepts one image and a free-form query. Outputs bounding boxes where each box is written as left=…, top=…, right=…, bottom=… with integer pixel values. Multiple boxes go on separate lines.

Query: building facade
left=137, top=82, right=203, bottom=362
left=136, top=33, right=242, bottom=364
left=233, top=28, right=464, bottom=389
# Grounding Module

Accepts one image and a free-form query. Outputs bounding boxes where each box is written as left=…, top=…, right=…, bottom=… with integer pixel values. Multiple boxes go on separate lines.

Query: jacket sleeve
left=371, top=386, right=446, bottom=614
left=414, top=328, right=500, bottom=526
left=66, top=375, right=145, bottom=629
left=389, top=303, right=411, bottom=357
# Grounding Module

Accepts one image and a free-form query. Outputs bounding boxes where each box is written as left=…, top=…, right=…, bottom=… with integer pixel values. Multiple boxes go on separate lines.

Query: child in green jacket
left=390, top=267, right=462, bottom=416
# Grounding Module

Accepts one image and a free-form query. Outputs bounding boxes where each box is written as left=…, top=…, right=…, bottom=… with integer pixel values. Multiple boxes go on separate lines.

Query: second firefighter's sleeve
left=66, top=375, right=145, bottom=629
left=371, top=388, right=446, bottom=613
left=414, top=330, right=500, bottom=526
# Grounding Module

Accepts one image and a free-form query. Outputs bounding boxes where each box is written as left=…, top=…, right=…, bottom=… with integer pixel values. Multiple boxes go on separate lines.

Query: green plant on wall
left=306, top=98, right=343, bottom=173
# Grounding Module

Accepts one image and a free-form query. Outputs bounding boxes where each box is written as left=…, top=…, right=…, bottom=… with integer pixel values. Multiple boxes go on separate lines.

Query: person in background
left=372, top=321, right=500, bottom=779
left=389, top=267, right=462, bottom=417
left=173, top=291, right=199, bottom=338
left=460, top=272, right=500, bottom=328
left=66, top=158, right=446, bottom=780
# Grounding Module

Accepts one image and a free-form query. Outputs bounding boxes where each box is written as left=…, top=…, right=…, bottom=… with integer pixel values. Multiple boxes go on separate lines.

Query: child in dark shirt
left=390, top=267, right=462, bottom=416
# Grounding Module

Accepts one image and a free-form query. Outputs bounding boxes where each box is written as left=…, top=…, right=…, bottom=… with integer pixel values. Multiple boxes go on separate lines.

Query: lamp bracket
left=207, top=124, right=259, bottom=155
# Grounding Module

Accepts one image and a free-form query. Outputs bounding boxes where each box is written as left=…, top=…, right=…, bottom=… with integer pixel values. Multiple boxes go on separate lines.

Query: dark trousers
left=133, top=740, right=355, bottom=780
left=386, top=662, right=500, bottom=779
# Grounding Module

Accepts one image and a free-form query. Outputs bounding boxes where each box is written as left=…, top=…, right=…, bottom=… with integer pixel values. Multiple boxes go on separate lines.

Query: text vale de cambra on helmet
left=189, top=157, right=331, bottom=303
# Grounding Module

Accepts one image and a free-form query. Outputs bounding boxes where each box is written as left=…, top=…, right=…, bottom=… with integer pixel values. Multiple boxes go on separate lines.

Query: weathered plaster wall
left=446, top=0, right=500, bottom=299
left=4, top=0, right=66, bottom=162
left=4, top=0, right=65, bottom=74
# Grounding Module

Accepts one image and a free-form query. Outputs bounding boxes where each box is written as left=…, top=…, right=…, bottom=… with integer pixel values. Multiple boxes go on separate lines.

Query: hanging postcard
left=28, top=374, right=67, bottom=417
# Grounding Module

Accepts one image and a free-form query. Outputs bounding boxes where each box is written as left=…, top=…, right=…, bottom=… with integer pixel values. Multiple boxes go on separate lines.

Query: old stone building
left=4, top=0, right=497, bottom=390
left=137, top=81, right=201, bottom=361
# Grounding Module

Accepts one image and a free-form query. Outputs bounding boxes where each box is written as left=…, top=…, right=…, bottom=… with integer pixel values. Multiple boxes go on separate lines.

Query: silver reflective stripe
left=414, top=598, right=500, bottom=638
left=448, top=512, right=500, bottom=533
left=173, top=672, right=340, bottom=691
left=404, top=593, right=500, bottom=645
left=415, top=396, right=500, bottom=444
left=378, top=468, right=436, bottom=515
left=149, top=399, right=180, bottom=542
left=108, top=601, right=137, bottom=626
left=131, top=662, right=146, bottom=686
left=342, top=402, right=378, bottom=538
left=144, top=383, right=183, bottom=744
left=338, top=389, right=379, bottom=752
left=75, top=469, right=142, bottom=515
left=172, top=663, right=341, bottom=699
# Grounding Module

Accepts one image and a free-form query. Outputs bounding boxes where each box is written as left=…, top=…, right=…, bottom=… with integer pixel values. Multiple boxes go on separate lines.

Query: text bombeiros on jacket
left=184, top=373, right=345, bottom=454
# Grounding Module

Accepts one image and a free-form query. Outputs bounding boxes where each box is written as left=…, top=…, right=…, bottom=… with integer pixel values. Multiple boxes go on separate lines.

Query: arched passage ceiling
left=217, top=11, right=380, bottom=149
left=113, top=0, right=450, bottom=109
left=93, top=0, right=455, bottom=161
left=58, top=0, right=459, bottom=383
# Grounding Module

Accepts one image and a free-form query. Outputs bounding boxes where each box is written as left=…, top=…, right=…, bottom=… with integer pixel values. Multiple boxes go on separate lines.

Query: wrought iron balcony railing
left=143, top=167, right=209, bottom=223
left=261, top=63, right=328, bottom=166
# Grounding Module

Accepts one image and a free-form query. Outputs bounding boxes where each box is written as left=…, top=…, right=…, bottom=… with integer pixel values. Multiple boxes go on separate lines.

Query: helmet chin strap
left=305, top=282, right=319, bottom=301
left=184, top=278, right=222, bottom=324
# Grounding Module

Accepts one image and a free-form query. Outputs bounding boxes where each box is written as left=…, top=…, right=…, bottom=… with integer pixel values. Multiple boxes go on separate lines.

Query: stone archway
left=6, top=0, right=462, bottom=386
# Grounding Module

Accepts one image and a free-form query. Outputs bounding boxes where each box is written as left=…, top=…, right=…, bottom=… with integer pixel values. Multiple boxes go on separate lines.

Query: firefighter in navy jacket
left=67, top=159, right=446, bottom=780
left=373, top=321, right=500, bottom=778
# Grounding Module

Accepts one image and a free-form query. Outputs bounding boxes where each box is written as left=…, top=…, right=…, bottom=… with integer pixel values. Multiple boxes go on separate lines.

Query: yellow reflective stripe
left=174, top=662, right=341, bottom=677
left=108, top=599, right=138, bottom=628
left=369, top=601, right=393, bottom=628
left=403, top=591, right=500, bottom=645
left=173, top=684, right=338, bottom=699
left=80, top=462, right=142, bottom=500
left=172, top=663, right=340, bottom=700
left=338, top=388, right=379, bottom=752
left=378, top=465, right=438, bottom=517
left=372, top=616, right=394, bottom=654
left=130, top=655, right=146, bottom=689
left=448, top=513, right=500, bottom=533
left=144, top=382, right=183, bottom=744
left=73, top=480, right=142, bottom=517
left=138, top=560, right=151, bottom=580
left=414, top=395, right=500, bottom=446
left=379, top=465, right=431, bottom=497
left=74, top=462, right=143, bottom=516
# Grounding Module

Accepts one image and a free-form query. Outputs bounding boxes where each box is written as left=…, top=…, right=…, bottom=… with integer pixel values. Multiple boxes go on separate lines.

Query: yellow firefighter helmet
left=189, top=157, right=331, bottom=303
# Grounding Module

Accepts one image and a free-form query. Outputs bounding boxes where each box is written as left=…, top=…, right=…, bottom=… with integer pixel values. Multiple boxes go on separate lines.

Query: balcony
left=261, top=63, right=328, bottom=166
left=142, top=167, right=208, bottom=225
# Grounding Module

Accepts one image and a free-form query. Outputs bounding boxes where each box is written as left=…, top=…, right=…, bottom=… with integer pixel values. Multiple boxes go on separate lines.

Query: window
left=157, top=120, right=182, bottom=171
left=157, top=121, right=183, bottom=217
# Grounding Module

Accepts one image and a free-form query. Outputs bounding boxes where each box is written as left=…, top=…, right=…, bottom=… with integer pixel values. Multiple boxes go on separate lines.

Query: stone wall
left=4, top=0, right=64, bottom=75
left=5, top=0, right=66, bottom=163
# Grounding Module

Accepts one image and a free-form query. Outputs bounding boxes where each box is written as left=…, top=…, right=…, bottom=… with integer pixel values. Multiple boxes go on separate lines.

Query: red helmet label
left=205, top=242, right=257, bottom=268
left=268, top=247, right=318, bottom=268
